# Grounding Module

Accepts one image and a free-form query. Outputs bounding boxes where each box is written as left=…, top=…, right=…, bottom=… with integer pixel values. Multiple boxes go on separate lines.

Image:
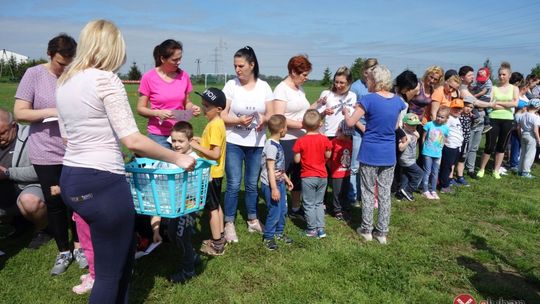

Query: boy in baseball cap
left=396, top=113, right=422, bottom=201
left=471, top=67, right=493, bottom=133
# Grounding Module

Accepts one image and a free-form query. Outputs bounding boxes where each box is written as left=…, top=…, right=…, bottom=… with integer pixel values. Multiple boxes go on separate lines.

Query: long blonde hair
left=59, top=20, right=126, bottom=85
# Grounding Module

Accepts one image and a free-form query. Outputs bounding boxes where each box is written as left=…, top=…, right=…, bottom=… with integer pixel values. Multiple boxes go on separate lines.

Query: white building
left=0, top=49, right=29, bottom=63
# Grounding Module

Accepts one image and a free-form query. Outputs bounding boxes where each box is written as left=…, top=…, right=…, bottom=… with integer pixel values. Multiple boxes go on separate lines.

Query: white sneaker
left=224, top=222, right=238, bottom=243
left=499, top=167, right=508, bottom=175
left=247, top=219, right=264, bottom=234
left=72, top=275, right=94, bottom=294
left=356, top=228, right=373, bottom=241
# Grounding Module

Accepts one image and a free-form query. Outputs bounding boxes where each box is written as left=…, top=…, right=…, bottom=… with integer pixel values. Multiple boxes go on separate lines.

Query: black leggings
left=60, top=166, right=135, bottom=304
left=484, top=118, right=513, bottom=154
left=34, top=164, right=78, bottom=251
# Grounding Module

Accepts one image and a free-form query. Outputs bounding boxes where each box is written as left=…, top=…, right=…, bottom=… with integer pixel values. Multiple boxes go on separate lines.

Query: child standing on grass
left=396, top=113, right=423, bottom=201
left=190, top=88, right=228, bottom=256
left=421, top=106, right=450, bottom=200
left=260, top=114, right=294, bottom=250
left=439, top=99, right=464, bottom=194
left=151, top=121, right=199, bottom=284
left=516, top=99, right=540, bottom=178
left=453, top=98, right=474, bottom=186
left=329, top=121, right=353, bottom=221
left=293, top=109, right=332, bottom=238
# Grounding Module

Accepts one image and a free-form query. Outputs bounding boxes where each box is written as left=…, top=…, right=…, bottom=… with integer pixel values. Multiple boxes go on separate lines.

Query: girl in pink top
left=137, top=39, right=200, bottom=147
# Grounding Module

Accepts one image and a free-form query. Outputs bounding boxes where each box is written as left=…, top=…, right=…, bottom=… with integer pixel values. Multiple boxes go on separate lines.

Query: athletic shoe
left=334, top=212, right=345, bottom=221
left=399, top=189, right=414, bottom=201
left=288, top=209, right=305, bottom=221
left=422, top=191, right=435, bottom=200
left=224, top=222, right=238, bottom=243
left=498, top=167, right=508, bottom=176
left=200, top=240, right=225, bottom=256
left=430, top=191, right=440, bottom=200
left=50, top=252, right=73, bottom=276
left=263, top=238, right=278, bottom=251
left=509, top=166, right=519, bottom=173
left=476, top=170, right=485, bottom=178
left=73, top=248, right=88, bottom=269
left=27, top=230, right=52, bottom=249
left=456, top=176, right=470, bottom=187
left=247, top=219, right=264, bottom=234
left=305, top=229, right=318, bottom=237
left=440, top=187, right=454, bottom=194
left=372, top=231, right=387, bottom=245
left=467, top=171, right=479, bottom=180
left=276, top=234, right=293, bottom=245
left=317, top=228, right=327, bottom=239
left=520, top=172, right=536, bottom=179
left=449, top=178, right=458, bottom=187
left=356, top=228, right=372, bottom=241
left=72, top=275, right=94, bottom=295
left=80, top=273, right=90, bottom=283
left=169, top=270, right=196, bottom=284
left=482, top=125, right=492, bottom=134
left=493, top=172, right=501, bottom=179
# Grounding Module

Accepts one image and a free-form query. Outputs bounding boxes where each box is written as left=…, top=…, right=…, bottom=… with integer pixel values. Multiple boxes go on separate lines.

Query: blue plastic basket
left=125, top=158, right=216, bottom=218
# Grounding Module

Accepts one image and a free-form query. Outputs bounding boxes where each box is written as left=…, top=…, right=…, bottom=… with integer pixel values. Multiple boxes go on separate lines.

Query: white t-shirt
left=223, top=78, right=273, bottom=147
left=57, top=69, right=139, bottom=175
left=444, top=115, right=463, bottom=149
left=273, top=81, right=310, bottom=140
left=515, top=112, right=540, bottom=137
left=316, top=90, right=356, bottom=137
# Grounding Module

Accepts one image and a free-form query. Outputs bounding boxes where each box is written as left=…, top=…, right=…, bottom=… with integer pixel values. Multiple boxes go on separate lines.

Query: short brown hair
left=267, top=114, right=286, bottom=135
left=171, top=121, right=193, bottom=140
left=288, top=55, right=312, bottom=75
left=302, top=109, right=322, bottom=131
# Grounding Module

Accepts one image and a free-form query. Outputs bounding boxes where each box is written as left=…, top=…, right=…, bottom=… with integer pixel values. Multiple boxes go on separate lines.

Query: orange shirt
left=424, top=86, right=451, bottom=122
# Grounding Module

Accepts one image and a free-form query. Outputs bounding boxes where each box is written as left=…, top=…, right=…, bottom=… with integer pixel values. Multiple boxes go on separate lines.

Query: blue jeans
left=400, top=163, right=423, bottom=193
left=302, top=177, right=327, bottom=230
left=509, top=130, right=521, bottom=168
left=147, top=133, right=171, bottom=149
left=224, top=142, right=263, bottom=223
left=422, top=156, right=440, bottom=192
left=348, top=130, right=362, bottom=201
left=261, top=182, right=287, bottom=240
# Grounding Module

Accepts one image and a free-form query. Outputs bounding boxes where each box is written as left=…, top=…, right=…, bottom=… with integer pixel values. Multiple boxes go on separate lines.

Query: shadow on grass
left=457, top=229, right=540, bottom=302
left=0, top=219, right=34, bottom=271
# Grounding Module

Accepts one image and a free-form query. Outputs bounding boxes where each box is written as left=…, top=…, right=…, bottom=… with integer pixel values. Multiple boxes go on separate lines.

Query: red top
left=293, top=133, right=332, bottom=178
left=330, top=137, right=352, bottom=178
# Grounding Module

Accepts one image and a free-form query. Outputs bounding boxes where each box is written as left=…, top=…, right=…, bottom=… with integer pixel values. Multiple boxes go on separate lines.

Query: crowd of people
left=1, top=19, right=540, bottom=303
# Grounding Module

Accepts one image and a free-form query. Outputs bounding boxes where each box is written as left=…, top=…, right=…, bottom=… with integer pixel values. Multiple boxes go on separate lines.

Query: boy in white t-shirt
left=516, top=99, right=540, bottom=178
left=439, top=99, right=464, bottom=194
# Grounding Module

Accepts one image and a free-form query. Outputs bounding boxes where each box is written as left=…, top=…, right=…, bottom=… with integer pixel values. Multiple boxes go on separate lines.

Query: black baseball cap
left=195, top=87, right=226, bottom=109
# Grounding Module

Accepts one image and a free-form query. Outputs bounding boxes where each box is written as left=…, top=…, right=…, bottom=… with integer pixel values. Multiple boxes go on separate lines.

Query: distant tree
left=531, top=63, right=540, bottom=79
left=350, top=57, right=366, bottom=81
left=320, top=67, right=332, bottom=86
left=127, top=62, right=142, bottom=80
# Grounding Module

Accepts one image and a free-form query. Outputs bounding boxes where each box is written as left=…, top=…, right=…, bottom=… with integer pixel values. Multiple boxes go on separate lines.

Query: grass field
left=0, top=82, right=539, bottom=303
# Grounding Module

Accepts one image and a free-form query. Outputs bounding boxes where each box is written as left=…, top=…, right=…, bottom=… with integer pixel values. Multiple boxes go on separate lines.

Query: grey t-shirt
left=260, top=139, right=286, bottom=186
left=399, top=129, right=418, bottom=167
left=515, top=112, right=540, bottom=137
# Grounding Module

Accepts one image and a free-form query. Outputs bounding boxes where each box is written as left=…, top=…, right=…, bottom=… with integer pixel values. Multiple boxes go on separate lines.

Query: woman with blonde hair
left=477, top=62, right=519, bottom=179
left=56, top=20, right=195, bottom=303
left=343, top=65, right=406, bottom=245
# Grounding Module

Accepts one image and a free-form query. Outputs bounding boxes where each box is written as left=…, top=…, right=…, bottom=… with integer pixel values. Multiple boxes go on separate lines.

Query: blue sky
left=1, top=0, right=539, bottom=79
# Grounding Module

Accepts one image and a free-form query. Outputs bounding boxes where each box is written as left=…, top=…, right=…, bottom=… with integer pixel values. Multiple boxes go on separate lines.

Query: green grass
left=1, top=82, right=540, bottom=303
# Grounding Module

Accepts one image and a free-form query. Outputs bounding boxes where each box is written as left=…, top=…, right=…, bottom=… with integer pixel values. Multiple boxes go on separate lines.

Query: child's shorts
left=204, top=177, right=223, bottom=212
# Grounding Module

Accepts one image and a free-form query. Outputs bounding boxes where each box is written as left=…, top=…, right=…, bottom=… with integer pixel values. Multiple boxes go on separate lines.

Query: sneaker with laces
left=224, top=222, right=238, bottom=243
left=520, top=172, right=536, bottom=179
left=399, top=189, right=414, bottom=201
left=317, top=228, right=327, bottom=239
left=498, top=167, right=508, bottom=175
left=449, top=178, right=458, bottom=187
left=440, top=187, right=454, bottom=194
left=27, top=230, right=52, bottom=249
left=476, top=170, right=485, bottom=178
left=334, top=212, right=345, bottom=221
left=200, top=240, right=225, bottom=256
left=456, top=176, right=470, bottom=187
left=247, top=219, right=264, bottom=234
left=356, top=228, right=373, bottom=241
left=372, top=231, right=387, bottom=245
left=493, top=172, right=501, bottom=179
left=80, top=273, right=90, bottom=282
left=467, top=171, right=479, bottom=180
left=276, top=234, right=293, bottom=244
left=430, top=191, right=440, bottom=200
left=73, top=248, right=88, bottom=269
left=263, top=238, right=278, bottom=251
left=50, top=252, right=73, bottom=275
left=305, top=229, right=318, bottom=237
left=72, top=275, right=94, bottom=295
left=422, top=191, right=435, bottom=200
